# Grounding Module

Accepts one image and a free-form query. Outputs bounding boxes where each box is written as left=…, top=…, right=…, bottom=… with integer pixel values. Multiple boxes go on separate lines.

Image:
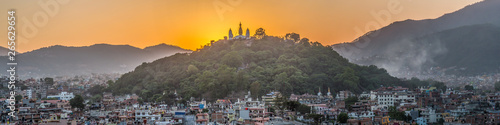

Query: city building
left=47, top=92, right=75, bottom=101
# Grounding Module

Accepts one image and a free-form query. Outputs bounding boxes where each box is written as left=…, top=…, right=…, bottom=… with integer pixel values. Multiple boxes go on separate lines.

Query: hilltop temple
left=228, top=22, right=250, bottom=40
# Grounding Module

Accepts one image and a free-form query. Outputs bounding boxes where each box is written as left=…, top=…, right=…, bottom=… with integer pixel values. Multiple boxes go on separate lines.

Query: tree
left=104, top=80, right=113, bottom=92
left=195, top=71, right=215, bottom=94
left=299, top=38, right=310, bottom=46
left=273, top=72, right=292, bottom=94
left=345, top=97, right=358, bottom=111
left=152, top=94, right=162, bottom=102
left=334, top=67, right=360, bottom=92
left=388, top=106, right=408, bottom=121
left=233, top=71, right=249, bottom=91
left=162, top=93, right=178, bottom=105
left=306, top=114, right=323, bottom=124
left=70, top=95, right=85, bottom=111
left=221, top=51, right=243, bottom=68
left=285, top=33, right=300, bottom=42
left=15, top=95, right=23, bottom=102
left=280, top=100, right=311, bottom=115
left=254, top=28, right=266, bottom=39
left=187, top=64, right=199, bottom=74
left=274, top=96, right=288, bottom=114
left=432, top=82, right=447, bottom=92
left=250, top=81, right=261, bottom=98
left=297, top=104, right=311, bottom=114
left=284, top=101, right=301, bottom=111
left=345, top=97, right=359, bottom=106
left=214, top=65, right=235, bottom=98
left=44, top=77, right=54, bottom=85
left=42, top=97, right=58, bottom=100
left=465, top=85, right=474, bottom=91
left=337, top=112, right=348, bottom=123
left=495, top=81, right=500, bottom=91
left=91, top=94, right=102, bottom=103
left=87, top=85, right=104, bottom=95
left=438, top=118, right=445, bottom=125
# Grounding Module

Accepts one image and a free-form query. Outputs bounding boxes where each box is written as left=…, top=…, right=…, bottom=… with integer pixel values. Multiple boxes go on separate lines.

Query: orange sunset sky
left=1, top=0, right=482, bottom=53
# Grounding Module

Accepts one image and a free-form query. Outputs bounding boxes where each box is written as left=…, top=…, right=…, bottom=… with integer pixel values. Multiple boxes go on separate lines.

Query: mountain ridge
left=332, top=0, right=500, bottom=77
left=0, top=43, right=191, bottom=78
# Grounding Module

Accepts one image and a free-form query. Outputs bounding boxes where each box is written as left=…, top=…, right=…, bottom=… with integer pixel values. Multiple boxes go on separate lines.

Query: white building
left=420, top=108, right=441, bottom=123
left=393, top=92, right=416, bottom=106
left=377, top=92, right=394, bottom=107
left=370, top=91, right=378, bottom=101
left=375, top=92, right=416, bottom=107
left=450, top=105, right=469, bottom=117
left=26, top=89, right=33, bottom=99
left=47, top=92, right=75, bottom=100
left=336, top=90, right=355, bottom=100
left=135, top=110, right=161, bottom=121
left=359, top=92, right=370, bottom=99
left=348, top=111, right=375, bottom=120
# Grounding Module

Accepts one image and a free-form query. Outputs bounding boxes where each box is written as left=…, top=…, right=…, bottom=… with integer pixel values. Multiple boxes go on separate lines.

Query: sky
left=0, top=0, right=483, bottom=53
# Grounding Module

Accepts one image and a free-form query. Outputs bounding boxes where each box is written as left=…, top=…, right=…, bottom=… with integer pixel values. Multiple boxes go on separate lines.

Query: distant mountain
left=0, top=44, right=191, bottom=78
left=332, top=0, right=500, bottom=76
left=143, top=43, right=192, bottom=61
left=0, top=46, right=16, bottom=56
left=418, top=24, right=500, bottom=75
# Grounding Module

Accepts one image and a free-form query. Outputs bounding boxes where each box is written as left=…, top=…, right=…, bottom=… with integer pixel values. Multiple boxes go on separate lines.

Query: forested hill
left=111, top=35, right=434, bottom=102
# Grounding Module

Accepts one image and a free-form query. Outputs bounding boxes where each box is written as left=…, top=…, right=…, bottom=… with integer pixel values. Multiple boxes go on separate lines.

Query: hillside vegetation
left=111, top=35, right=439, bottom=102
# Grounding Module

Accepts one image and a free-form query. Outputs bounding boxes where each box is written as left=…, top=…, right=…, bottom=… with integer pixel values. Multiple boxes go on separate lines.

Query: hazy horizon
left=2, top=43, right=193, bottom=54
left=0, top=0, right=482, bottom=53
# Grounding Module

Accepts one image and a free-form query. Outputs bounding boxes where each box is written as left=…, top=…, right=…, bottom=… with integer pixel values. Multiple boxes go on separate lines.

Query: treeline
left=109, top=32, right=443, bottom=102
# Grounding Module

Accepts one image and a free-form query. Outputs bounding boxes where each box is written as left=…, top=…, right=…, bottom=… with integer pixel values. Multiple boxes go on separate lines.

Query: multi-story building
left=372, top=87, right=416, bottom=109
left=47, top=92, right=75, bottom=101
left=450, top=105, right=469, bottom=118
left=348, top=111, right=375, bottom=120
left=486, top=92, right=500, bottom=105
left=336, top=90, right=355, bottom=100
left=36, top=84, right=48, bottom=99
left=261, top=91, right=280, bottom=107
left=135, top=110, right=161, bottom=122
left=377, top=92, right=394, bottom=107
left=26, top=88, right=33, bottom=99
left=195, top=113, right=209, bottom=125
left=393, top=92, right=416, bottom=106
left=420, top=108, right=441, bottom=123
left=289, top=93, right=320, bottom=104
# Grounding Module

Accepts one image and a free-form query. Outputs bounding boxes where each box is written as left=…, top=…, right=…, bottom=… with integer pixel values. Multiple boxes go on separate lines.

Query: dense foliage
left=111, top=34, right=431, bottom=102
left=465, top=85, right=474, bottom=91
left=337, top=112, right=348, bottom=123
left=274, top=96, right=311, bottom=115
left=388, top=106, right=412, bottom=122
left=70, top=95, right=85, bottom=111
left=345, top=97, right=358, bottom=111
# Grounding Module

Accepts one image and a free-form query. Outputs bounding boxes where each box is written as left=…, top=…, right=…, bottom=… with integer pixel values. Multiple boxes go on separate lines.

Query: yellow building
left=381, top=116, right=390, bottom=125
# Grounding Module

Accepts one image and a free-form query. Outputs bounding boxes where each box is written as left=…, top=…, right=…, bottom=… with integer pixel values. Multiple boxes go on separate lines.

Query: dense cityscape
left=2, top=0, right=500, bottom=125
left=1, top=73, right=500, bottom=125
